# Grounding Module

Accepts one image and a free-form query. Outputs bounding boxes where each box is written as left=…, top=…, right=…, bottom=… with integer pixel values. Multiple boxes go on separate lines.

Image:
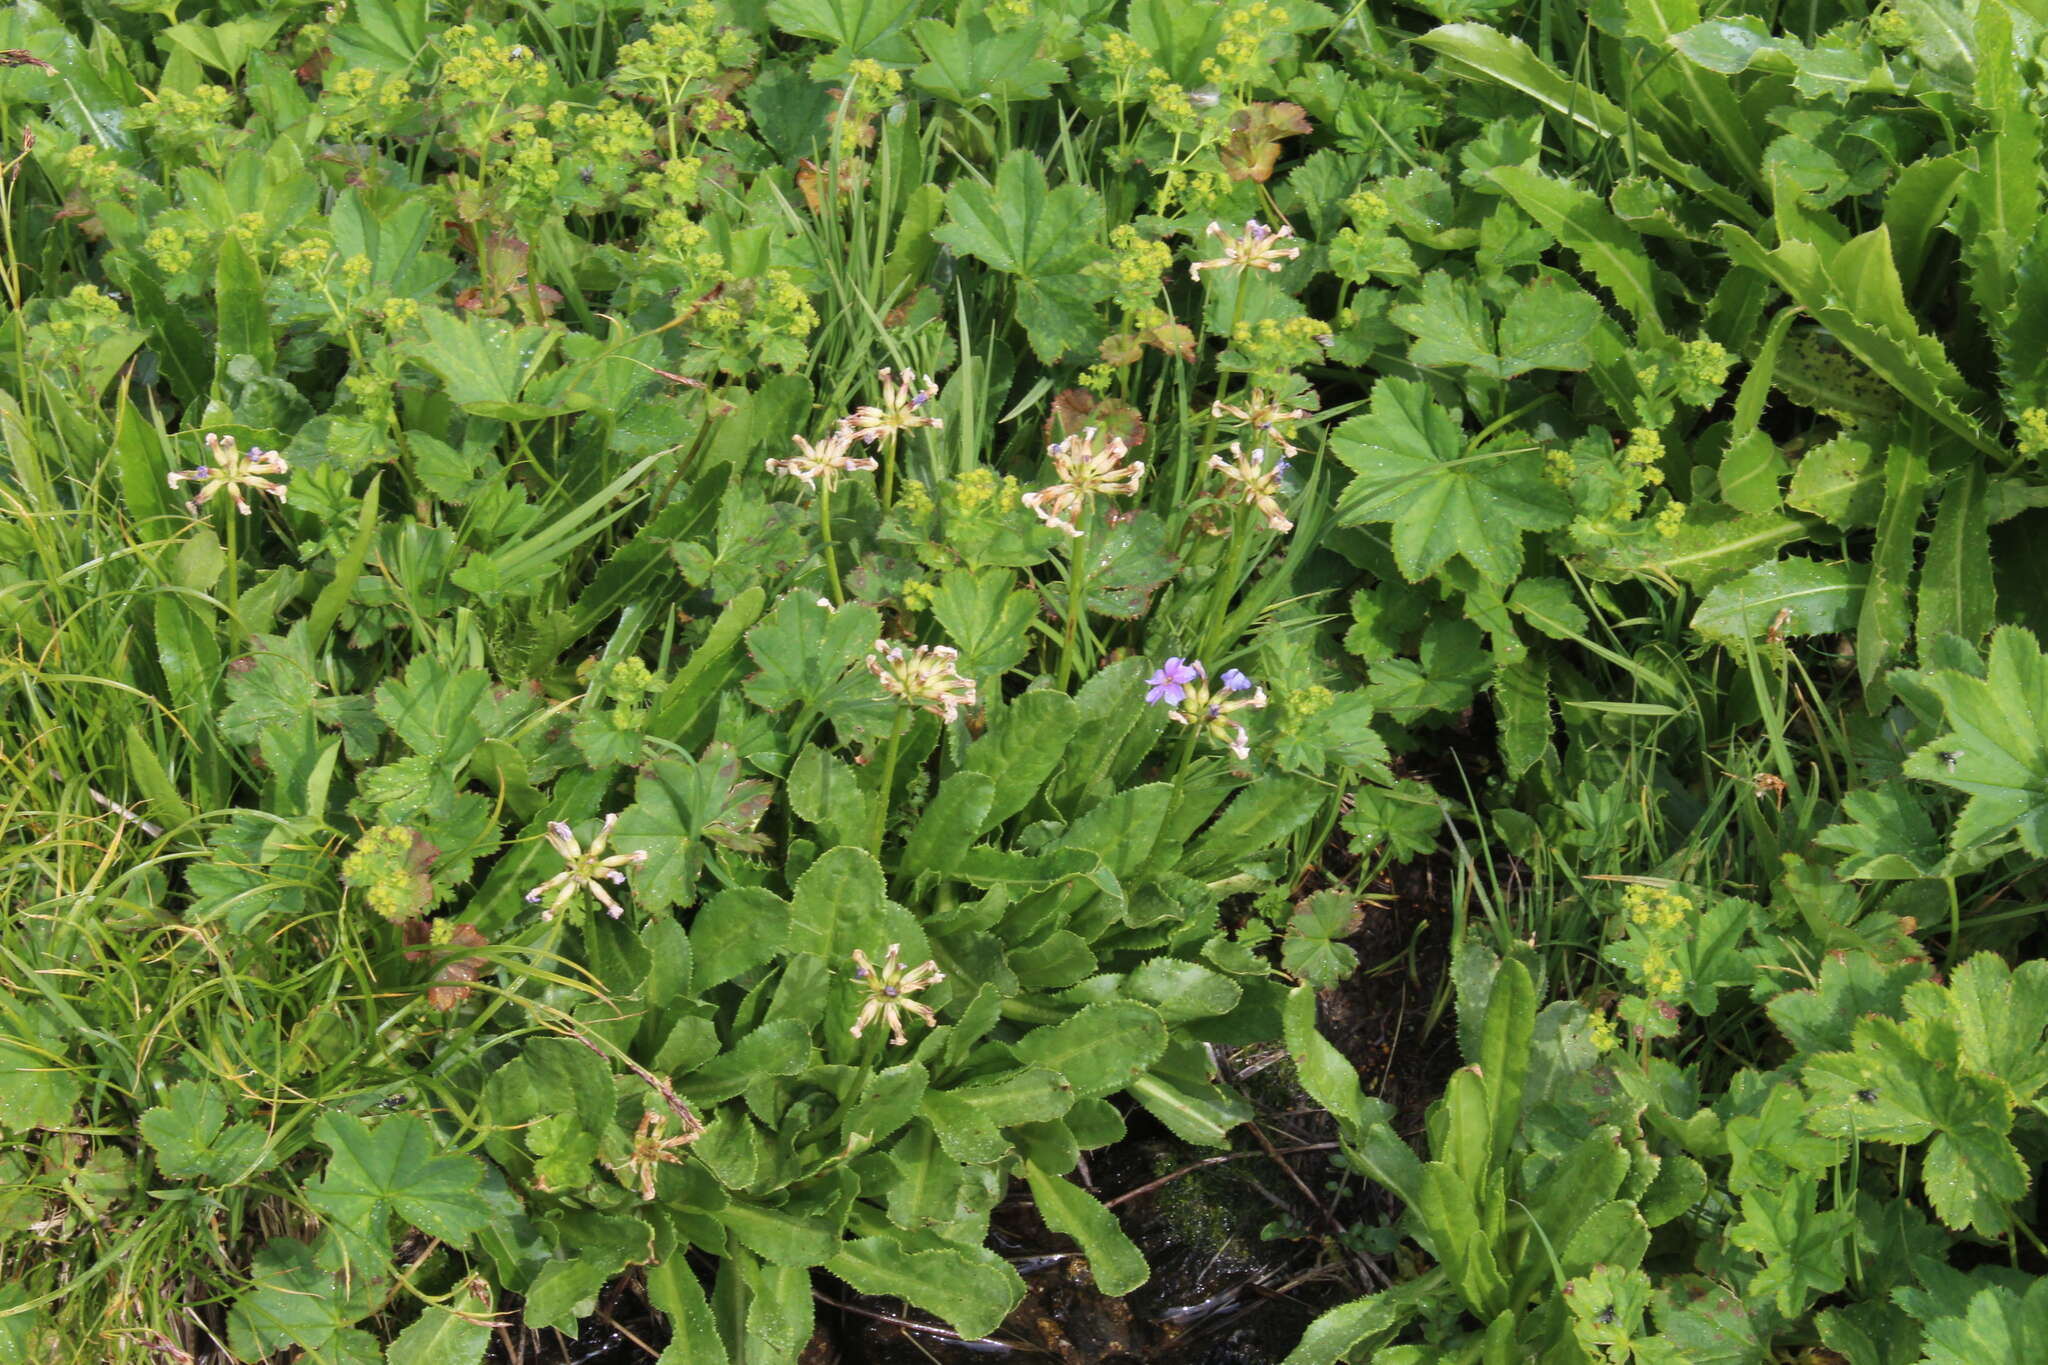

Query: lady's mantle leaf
left=932, top=151, right=1109, bottom=361
left=306, top=1112, right=488, bottom=1247
left=1331, top=377, right=1569, bottom=584
left=912, top=16, right=1065, bottom=104
left=139, top=1080, right=270, bottom=1183
left=1900, top=626, right=2048, bottom=856
left=1390, top=273, right=1602, bottom=379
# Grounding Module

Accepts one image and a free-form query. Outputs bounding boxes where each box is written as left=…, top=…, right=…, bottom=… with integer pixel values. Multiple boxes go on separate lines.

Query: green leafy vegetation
left=4, top=0, right=2048, bottom=1361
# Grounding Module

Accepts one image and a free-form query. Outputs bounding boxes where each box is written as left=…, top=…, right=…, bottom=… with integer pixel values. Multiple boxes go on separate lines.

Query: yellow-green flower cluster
left=1624, top=884, right=1692, bottom=931
left=500, top=120, right=559, bottom=212
left=1153, top=167, right=1237, bottom=220
left=1639, top=946, right=1683, bottom=997
left=568, top=101, right=655, bottom=166
left=59, top=143, right=130, bottom=205
left=647, top=212, right=723, bottom=277
left=987, top=0, right=1035, bottom=30
left=603, top=657, right=660, bottom=706
left=144, top=225, right=196, bottom=277
left=1544, top=446, right=1577, bottom=489
left=321, top=65, right=413, bottom=135
left=1587, top=1009, right=1620, bottom=1053
left=438, top=25, right=548, bottom=102
left=944, top=467, right=1023, bottom=516
left=1673, top=337, right=1734, bottom=404
left=1201, top=0, right=1283, bottom=88
left=2017, top=407, right=2048, bottom=461
left=1097, top=32, right=1153, bottom=101
left=1621, top=884, right=1696, bottom=998
left=341, top=825, right=433, bottom=923
left=138, top=84, right=236, bottom=153
left=637, top=157, right=704, bottom=209
left=1283, top=684, right=1334, bottom=722
left=1653, top=501, right=1686, bottom=539
left=280, top=237, right=331, bottom=280
left=50, top=284, right=123, bottom=329
left=1229, top=315, right=1332, bottom=381
left=611, top=5, right=754, bottom=96
left=1870, top=6, right=1913, bottom=46
left=1342, top=187, right=1391, bottom=231
left=1622, top=427, right=1666, bottom=487
left=834, top=60, right=903, bottom=155
left=343, top=368, right=394, bottom=421
left=1095, top=225, right=1174, bottom=313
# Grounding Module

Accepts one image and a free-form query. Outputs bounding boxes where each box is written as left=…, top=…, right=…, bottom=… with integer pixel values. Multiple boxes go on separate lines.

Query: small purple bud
left=525, top=890, right=542, bottom=903
left=1247, top=221, right=1269, bottom=241
left=884, top=986, right=900, bottom=998
left=1221, top=669, right=1253, bottom=692
left=195, top=466, right=212, bottom=477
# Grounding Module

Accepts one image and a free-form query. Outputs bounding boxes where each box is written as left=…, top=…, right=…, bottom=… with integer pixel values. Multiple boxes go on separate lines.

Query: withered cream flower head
left=838, top=367, right=943, bottom=445
left=607, top=1110, right=700, bottom=1201
left=1189, top=220, right=1302, bottom=281
left=166, top=433, right=290, bottom=516
left=868, top=639, right=978, bottom=723
left=1208, top=442, right=1293, bottom=533
left=525, top=813, right=648, bottom=921
left=766, top=428, right=879, bottom=492
left=849, top=943, right=944, bottom=1046
left=1211, top=389, right=1310, bottom=455
left=1020, top=426, right=1145, bottom=538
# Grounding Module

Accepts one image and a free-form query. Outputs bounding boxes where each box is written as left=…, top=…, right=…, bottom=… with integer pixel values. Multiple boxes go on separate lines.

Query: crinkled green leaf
left=931, top=151, right=1109, bottom=361
left=306, top=1112, right=488, bottom=1248
left=139, top=1080, right=270, bottom=1183
left=1901, top=626, right=2048, bottom=856
left=1332, top=377, right=1569, bottom=584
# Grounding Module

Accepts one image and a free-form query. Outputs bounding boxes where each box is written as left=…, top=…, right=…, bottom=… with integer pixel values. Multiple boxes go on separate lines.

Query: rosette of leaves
left=442, top=641, right=1345, bottom=1355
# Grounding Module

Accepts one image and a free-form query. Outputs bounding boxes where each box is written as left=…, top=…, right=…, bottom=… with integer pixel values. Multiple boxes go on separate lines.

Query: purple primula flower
left=1145, top=657, right=1202, bottom=706
left=1220, top=669, right=1253, bottom=693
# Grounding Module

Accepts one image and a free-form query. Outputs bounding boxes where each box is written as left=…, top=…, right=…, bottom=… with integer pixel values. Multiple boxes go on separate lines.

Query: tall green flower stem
left=1196, top=507, right=1253, bottom=665
left=818, top=481, right=845, bottom=605
left=221, top=508, right=243, bottom=630
left=868, top=706, right=907, bottom=855
left=1056, top=516, right=1092, bottom=691
left=879, top=432, right=898, bottom=508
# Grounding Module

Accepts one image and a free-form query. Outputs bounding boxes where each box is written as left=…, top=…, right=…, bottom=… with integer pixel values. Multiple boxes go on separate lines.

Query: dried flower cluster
left=867, top=640, right=977, bottom=723
left=166, top=433, right=290, bottom=516
left=1208, top=442, right=1293, bottom=532
left=849, top=943, right=945, bottom=1045
left=525, top=813, right=647, bottom=921
left=1021, top=426, right=1145, bottom=537
left=839, top=367, right=943, bottom=445
left=1189, top=219, right=1302, bottom=281
left=768, top=367, right=943, bottom=491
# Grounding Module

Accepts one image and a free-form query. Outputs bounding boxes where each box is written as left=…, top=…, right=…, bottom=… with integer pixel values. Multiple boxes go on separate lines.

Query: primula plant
left=5, top=0, right=2048, bottom=1361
